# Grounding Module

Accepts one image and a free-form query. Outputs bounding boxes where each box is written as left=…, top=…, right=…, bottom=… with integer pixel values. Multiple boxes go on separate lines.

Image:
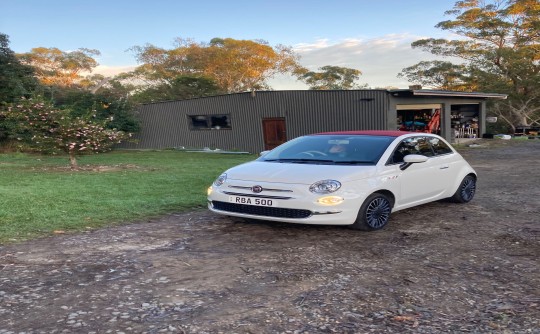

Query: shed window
left=189, top=115, right=231, bottom=130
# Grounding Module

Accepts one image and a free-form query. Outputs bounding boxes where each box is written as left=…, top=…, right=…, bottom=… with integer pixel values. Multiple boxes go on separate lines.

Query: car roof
left=312, top=130, right=413, bottom=137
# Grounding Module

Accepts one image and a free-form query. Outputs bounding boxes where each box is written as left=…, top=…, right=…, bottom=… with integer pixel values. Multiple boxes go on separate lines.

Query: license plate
left=229, top=196, right=276, bottom=207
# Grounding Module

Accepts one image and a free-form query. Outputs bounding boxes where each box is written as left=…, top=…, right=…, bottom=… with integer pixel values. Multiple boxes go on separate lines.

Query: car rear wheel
left=451, top=175, right=476, bottom=203
left=350, top=193, right=392, bottom=231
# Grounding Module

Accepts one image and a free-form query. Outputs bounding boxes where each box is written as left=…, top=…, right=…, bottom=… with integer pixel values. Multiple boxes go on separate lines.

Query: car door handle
left=440, top=165, right=449, bottom=169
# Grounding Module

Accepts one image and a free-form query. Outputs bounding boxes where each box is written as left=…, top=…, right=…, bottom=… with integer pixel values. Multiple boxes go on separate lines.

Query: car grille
left=212, top=201, right=312, bottom=219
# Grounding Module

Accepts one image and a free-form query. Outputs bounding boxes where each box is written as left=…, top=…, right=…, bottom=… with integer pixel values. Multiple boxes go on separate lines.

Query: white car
left=207, top=131, right=477, bottom=231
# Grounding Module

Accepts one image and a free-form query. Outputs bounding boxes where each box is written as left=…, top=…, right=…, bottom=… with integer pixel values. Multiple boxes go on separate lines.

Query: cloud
left=271, top=34, right=442, bottom=90
left=89, top=34, right=444, bottom=89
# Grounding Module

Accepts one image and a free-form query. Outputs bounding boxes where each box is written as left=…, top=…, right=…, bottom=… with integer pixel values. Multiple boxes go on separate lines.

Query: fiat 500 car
left=207, top=130, right=477, bottom=231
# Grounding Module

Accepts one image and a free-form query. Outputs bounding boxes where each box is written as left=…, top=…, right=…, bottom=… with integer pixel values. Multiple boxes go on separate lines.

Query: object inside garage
left=451, top=104, right=480, bottom=139
left=396, top=103, right=480, bottom=139
left=397, top=104, right=442, bottom=134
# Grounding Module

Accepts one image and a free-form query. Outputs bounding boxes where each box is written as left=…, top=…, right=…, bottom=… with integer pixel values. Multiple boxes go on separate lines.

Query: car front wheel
left=451, top=175, right=476, bottom=203
left=350, top=193, right=392, bottom=231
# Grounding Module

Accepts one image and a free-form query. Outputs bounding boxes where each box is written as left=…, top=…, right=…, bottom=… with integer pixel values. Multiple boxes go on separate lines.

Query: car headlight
left=309, top=180, right=341, bottom=194
left=213, top=173, right=227, bottom=187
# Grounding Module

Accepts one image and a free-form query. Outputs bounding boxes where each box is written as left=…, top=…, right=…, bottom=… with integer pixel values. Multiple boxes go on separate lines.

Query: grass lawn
left=0, top=150, right=255, bottom=243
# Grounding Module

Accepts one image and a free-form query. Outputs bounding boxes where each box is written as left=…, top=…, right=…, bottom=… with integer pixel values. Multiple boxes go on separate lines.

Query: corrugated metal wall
left=119, top=90, right=390, bottom=153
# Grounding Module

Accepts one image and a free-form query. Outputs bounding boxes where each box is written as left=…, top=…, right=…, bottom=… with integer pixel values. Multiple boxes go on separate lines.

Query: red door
left=262, top=118, right=287, bottom=150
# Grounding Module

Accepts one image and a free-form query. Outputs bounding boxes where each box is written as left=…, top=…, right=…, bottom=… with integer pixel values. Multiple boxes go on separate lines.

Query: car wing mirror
left=400, top=154, right=428, bottom=171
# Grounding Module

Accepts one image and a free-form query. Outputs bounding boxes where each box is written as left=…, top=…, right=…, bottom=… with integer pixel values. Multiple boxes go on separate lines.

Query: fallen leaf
left=393, top=315, right=417, bottom=322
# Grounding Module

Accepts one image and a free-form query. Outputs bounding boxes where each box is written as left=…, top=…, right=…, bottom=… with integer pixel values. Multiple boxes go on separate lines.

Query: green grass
left=0, top=150, right=255, bottom=243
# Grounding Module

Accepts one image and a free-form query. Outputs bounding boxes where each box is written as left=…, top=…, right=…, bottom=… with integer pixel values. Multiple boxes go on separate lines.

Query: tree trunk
left=69, top=151, right=78, bottom=170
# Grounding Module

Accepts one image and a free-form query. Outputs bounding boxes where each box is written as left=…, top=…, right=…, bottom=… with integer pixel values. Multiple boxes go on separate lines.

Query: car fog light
left=207, top=186, right=213, bottom=196
left=317, top=196, right=344, bottom=206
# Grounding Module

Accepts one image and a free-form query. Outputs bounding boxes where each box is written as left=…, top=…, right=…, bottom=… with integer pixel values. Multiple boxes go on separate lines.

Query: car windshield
left=259, top=135, right=395, bottom=165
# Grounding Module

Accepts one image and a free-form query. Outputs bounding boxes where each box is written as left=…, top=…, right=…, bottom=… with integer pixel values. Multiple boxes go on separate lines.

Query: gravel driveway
left=1, top=140, right=539, bottom=333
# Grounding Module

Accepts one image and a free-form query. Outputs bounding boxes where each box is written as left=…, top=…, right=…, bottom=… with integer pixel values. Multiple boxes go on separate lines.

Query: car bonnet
left=225, top=161, right=377, bottom=184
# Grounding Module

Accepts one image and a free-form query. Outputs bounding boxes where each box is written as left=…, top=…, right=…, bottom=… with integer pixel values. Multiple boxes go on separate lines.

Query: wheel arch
left=450, top=173, right=477, bottom=203
left=350, top=190, right=395, bottom=231
left=372, top=189, right=395, bottom=208
left=451, top=172, right=477, bottom=194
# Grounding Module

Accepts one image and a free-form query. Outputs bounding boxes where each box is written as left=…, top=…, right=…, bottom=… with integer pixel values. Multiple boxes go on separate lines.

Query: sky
left=1, top=0, right=461, bottom=89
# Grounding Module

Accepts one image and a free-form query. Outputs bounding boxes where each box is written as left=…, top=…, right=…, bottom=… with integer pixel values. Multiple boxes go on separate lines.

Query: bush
left=0, top=96, right=132, bottom=168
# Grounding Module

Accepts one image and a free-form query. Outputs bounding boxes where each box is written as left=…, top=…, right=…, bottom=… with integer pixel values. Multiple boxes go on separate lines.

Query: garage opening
left=451, top=104, right=480, bottom=139
left=397, top=104, right=442, bottom=135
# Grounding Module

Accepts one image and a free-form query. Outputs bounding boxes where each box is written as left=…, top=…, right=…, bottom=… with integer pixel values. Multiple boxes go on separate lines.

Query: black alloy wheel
left=452, top=175, right=476, bottom=203
left=351, top=193, right=392, bottom=231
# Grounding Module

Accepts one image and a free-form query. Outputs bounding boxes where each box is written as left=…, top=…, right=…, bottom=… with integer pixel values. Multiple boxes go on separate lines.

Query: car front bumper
left=207, top=180, right=365, bottom=225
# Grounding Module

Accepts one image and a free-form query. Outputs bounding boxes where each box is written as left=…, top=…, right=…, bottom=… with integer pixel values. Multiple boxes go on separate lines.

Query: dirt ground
left=1, top=139, right=539, bottom=334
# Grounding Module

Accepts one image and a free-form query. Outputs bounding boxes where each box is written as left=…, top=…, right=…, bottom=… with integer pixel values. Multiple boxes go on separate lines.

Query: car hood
left=226, top=161, right=377, bottom=184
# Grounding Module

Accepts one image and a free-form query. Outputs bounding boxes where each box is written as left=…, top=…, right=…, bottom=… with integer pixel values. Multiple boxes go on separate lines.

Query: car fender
left=340, top=176, right=398, bottom=210
left=449, top=168, right=477, bottom=196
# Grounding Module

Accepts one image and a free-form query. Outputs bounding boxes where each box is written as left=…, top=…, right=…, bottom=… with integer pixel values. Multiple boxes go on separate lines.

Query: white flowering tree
left=1, top=97, right=131, bottom=169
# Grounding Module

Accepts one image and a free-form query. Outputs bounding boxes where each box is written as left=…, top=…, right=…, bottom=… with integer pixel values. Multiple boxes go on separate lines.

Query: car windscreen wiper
left=264, top=158, right=335, bottom=164
left=332, top=160, right=374, bottom=165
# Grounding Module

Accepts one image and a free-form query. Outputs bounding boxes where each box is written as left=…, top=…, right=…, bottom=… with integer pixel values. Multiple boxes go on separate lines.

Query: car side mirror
left=400, top=154, right=428, bottom=171
left=259, top=150, right=270, bottom=156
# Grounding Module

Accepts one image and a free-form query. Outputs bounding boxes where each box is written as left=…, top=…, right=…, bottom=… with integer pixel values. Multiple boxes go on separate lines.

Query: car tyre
left=350, top=193, right=392, bottom=231
left=451, top=175, right=476, bottom=203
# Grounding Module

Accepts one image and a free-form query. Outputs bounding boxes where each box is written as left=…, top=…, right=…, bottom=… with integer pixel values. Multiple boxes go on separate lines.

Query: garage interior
left=396, top=103, right=480, bottom=139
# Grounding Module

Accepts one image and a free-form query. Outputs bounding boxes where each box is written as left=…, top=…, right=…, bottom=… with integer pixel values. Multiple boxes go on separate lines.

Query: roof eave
left=411, top=90, right=507, bottom=99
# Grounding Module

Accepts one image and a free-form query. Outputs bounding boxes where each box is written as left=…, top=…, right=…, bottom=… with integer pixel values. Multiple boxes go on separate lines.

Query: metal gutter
left=411, top=90, right=507, bottom=99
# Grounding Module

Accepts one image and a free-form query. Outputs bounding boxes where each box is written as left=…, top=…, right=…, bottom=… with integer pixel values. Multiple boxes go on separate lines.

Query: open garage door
left=397, top=104, right=442, bottom=134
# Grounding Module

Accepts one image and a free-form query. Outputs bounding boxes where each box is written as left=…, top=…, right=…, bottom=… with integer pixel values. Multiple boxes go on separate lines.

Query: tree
left=17, top=47, right=100, bottom=87
left=398, top=61, right=471, bottom=91
left=131, top=75, right=222, bottom=103
left=51, top=88, right=140, bottom=133
left=296, top=65, right=363, bottom=90
left=0, top=97, right=131, bottom=169
left=129, top=37, right=301, bottom=93
left=401, top=0, right=540, bottom=129
left=11, top=45, right=140, bottom=136
left=0, top=33, right=39, bottom=104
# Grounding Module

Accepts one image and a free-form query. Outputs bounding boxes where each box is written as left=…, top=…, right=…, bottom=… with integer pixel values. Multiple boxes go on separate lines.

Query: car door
left=393, top=136, right=450, bottom=206
left=427, top=136, right=461, bottom=194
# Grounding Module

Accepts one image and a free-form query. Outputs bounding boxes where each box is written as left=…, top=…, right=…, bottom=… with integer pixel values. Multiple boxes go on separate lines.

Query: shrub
left=0, top=97, right=132, bottom=169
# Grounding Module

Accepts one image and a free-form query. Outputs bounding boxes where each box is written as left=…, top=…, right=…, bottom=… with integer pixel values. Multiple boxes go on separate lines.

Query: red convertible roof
left=313, top=130, right=411, bottom=137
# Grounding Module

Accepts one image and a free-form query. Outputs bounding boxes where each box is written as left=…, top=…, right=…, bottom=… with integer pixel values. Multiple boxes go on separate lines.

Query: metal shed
left=120, top=89, right=506, bottom=153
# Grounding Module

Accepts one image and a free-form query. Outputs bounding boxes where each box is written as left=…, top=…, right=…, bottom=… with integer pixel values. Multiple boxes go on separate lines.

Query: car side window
left=413, top=137, right=435, bottom=156
left=400, top=137, right=434, bottom=156
left=388, top=136, right=435, bottom=165
left=429, top=137, right=453, bottom=155
left=389, top=142, right=410, bottom=164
